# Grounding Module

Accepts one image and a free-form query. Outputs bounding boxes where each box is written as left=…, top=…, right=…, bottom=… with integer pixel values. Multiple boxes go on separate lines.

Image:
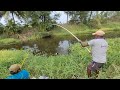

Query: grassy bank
left=0, top=38, right=21, bottom=47
left=0, top=32, right=51, bottom=47
left=0, top=38, right=120, bottom=79
left=0, top=22, right=120, bottom=46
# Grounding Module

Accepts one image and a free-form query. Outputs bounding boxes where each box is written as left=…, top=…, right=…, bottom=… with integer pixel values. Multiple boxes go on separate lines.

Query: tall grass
left=51, top=23, right=120, bottom=37
left=0, top=38, right=120, bottom=79
left=0, top=50, right=29, bottom=78
left=0, top=22, right=120, bottom=46
left=102, top=22, right=120, bottom=29
left=0, top=38, right=21, bottom=46
left=51, top=24, right=94, bottom=36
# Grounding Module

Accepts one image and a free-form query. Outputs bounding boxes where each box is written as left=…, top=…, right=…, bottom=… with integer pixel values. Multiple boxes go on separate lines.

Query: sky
left=55, top=11, right=68, bottom=23
left=0, top=11, right=68, bottom=25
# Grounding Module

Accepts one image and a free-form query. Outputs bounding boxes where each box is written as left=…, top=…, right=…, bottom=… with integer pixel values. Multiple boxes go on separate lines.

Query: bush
left=88, top=19, right=102, bottom=29
left=0, top=38, right=120, bottom=79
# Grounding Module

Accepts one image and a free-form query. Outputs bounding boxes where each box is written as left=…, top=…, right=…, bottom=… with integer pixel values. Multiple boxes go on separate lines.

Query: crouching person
left=6, top=64, right=30, bottom=79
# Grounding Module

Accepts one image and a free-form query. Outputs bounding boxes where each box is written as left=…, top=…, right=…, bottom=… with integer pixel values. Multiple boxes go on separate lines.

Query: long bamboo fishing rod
left=20, top=54, right=29, bottom=68
left=52, top=24, right=90, bottom=52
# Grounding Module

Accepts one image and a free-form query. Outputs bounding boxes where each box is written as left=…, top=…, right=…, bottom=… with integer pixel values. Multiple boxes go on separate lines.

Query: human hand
left=89, top=51, right=92, bottom=55
left=78, top=40, right=82, bottom=44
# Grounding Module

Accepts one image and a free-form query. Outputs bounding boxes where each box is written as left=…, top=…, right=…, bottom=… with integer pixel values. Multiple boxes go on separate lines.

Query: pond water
left=0, top=30, right=120, bottom=55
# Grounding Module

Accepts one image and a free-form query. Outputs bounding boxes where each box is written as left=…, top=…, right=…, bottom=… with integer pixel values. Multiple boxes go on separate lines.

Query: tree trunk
left=11, top=12, right=15, bottom=23
left=67, top=13, right=68, bottom=23
left=88, top=11, right=92, bottom=22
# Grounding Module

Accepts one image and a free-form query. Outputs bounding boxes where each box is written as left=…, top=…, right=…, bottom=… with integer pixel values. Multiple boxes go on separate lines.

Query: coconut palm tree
left=0, top=11, right=25, bottom=23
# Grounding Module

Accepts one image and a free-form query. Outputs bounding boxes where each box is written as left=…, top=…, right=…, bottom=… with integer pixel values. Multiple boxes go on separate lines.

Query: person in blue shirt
left=6, top=64, right=30, bottom=79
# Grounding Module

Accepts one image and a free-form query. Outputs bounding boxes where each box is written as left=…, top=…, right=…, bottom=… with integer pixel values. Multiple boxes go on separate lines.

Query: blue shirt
left=6, top=70, right=30, bottom=79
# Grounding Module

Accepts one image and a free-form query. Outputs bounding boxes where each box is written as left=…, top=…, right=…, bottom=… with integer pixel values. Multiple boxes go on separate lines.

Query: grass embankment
left=51, top=22, right=120, bottom=38
left=0, top=38, right=120, bottom=79
left=0, top=22, right=120, bottom=45
left=0, top=32, right=51, bottom=47
left=0, top=38, right=21, bottom=47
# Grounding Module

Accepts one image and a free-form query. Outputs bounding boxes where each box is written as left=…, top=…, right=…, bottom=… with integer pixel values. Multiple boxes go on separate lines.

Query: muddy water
left=0, top=30, right=120, bottom=55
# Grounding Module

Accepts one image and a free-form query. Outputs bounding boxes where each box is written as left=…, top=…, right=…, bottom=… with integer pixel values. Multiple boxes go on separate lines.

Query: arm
left=78, top=40, right=89, bottom=47
left=6, top=75, right=14, bottom=79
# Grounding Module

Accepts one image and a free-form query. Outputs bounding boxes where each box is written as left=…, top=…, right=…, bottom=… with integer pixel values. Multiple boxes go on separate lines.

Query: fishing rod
left=52, top=24, right=90, bottom=53
left=20, top=54, right=29, bottom=68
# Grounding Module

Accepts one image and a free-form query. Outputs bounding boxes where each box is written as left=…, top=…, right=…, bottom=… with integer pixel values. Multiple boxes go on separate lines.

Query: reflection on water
left=0, top=30, right=120, bottom=55
left=56, top=40, right=71, bottom=55
left=20, top=40, right=72, bottom=55
left=22, top=44, right=40, bottom=55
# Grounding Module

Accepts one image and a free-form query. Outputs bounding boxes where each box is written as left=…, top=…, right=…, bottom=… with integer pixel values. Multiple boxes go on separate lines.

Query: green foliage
left=1, top=11, right=120, bottom=37
left=0, top=23, right=5, bottom=34
left=23, top=11, right=58, bottom=32
left=27, top=32, right=52, bottom=41
left=0, top=50, right=29, bottom=78
left=65, top=11, right=89, bottom=24
left=51, top=24, right=95, bottom=36
left=27, top=32, right=41, bottom=41
left=88, top=19, right=102, bottom=29
left=98, top=38, right=120, bottom=79
left=102, top=21, right=120, bottom=29
left=0, top=38, right=21, bottom=46
left=0, top=38, right=120, bottom=79
left=3, top=20, right=24, bottom=35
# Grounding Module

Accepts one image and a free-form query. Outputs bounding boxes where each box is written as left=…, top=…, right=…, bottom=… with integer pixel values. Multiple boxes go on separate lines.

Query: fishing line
left=20, top=54, right=29, bottom=68
left=52, top=24, right=90, bottom=52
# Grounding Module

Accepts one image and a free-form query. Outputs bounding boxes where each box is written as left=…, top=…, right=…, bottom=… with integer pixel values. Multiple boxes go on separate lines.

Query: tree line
left=0, top=11, right=120, bottom=35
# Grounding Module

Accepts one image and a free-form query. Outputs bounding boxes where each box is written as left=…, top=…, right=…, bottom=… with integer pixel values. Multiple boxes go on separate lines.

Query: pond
left=0, top=30, right=120, bottom=55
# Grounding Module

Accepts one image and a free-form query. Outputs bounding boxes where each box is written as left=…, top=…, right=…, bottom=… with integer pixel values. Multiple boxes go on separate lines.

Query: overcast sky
left=55, top=11, right=68, bottom=23
left=0, top=11, right=68, bottom=25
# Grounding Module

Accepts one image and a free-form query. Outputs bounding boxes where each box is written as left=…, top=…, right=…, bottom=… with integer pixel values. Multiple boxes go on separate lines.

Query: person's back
left=79, top=30, right=108, bottom=78
left=88, top=38, right=108, bottom=63
left=6, top=64, right=30, bottom=79
left=6, top=70, right=29, bottom=79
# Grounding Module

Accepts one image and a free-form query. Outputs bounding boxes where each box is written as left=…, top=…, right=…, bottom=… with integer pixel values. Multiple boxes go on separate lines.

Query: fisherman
left=6, top=64, right=30, bottom=79
left=79, top=30, right=108, bottom=79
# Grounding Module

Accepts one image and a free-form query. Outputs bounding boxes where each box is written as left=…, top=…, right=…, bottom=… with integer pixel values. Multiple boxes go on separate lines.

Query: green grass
left=27, top=32, right=52, bottom=41
left=27, top=32, right=41, bottom=41
left=0, top=22, right=120, bottom=46
left=0, top=50, right=29, bottom=78
left=0, top=32, right=51, bottom=47
left=51, top=24, right=94, bottom=36
left=51, top=23, right=120, bottom=37
left=102, top=21, right=120, bottom=29
left=0, top=38, right=120, bottom=79
left=0, top=38, right=21, bottom=46
left=0, top=22, right=120, bottom=79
